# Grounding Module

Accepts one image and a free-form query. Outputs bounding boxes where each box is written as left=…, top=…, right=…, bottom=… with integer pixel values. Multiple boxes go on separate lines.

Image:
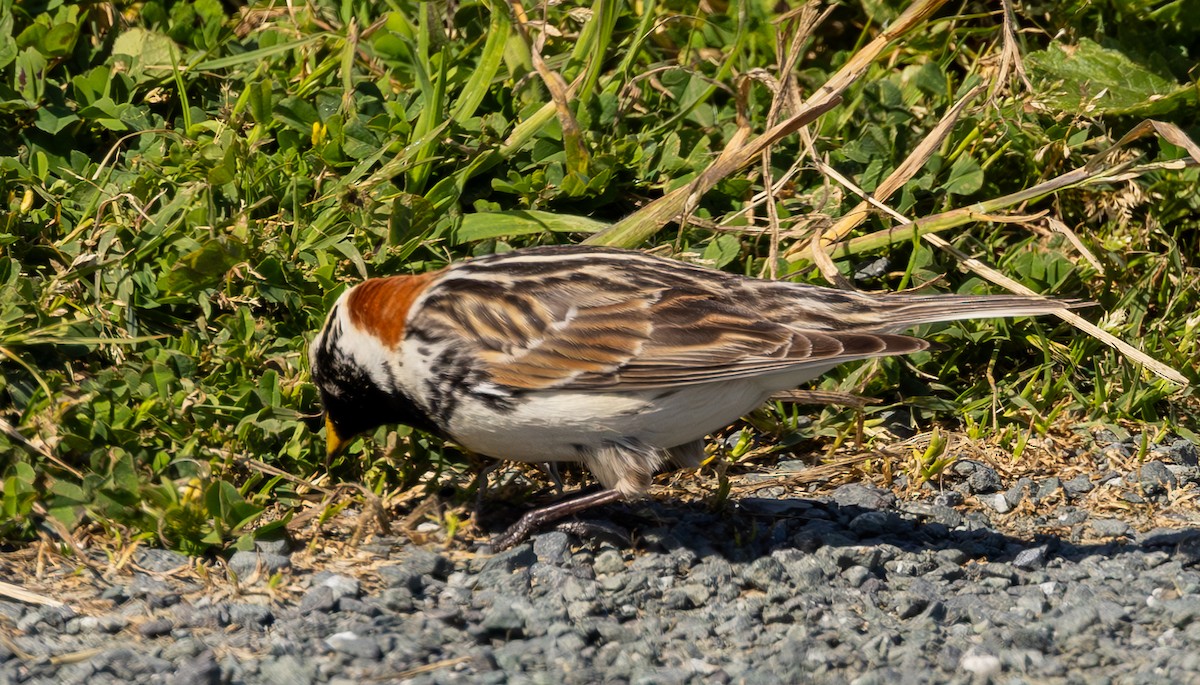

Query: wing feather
left=409, top=251, right=930, bottom=391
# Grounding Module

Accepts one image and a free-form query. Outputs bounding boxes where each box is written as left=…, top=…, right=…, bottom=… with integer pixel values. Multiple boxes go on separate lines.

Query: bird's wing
left=408, top=248, right=927, bottom=391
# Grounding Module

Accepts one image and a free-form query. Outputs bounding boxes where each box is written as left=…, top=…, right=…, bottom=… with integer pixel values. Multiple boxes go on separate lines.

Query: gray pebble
left=848, top=511, right=889, bottom=536
left=314, top=572, right=360, bottom=599
left=299, top=585, right=339, bottom=613
left=1033, top=477, right=1062, bottom=502
left=228, top=603, right=273, bottom=627
left=1132, top=460, right=1177, bottom=496
left=983, top=493, right=1012, bottom=514
left=742, top=557, right=786, bottom=591
left=482, top=597, right=528, bottom=634
left=481, top=544, right=536, bottom=573
left=1057, top=507, right=1089, bottom=525
left=259, top=655, right=316, bottom=685
left=533, top=531, right=572, bottom=565
left=138, top=618, right=173, bottom=638
left=593, top=549, right=626, bottom=575
left=1063, top=475, right=1094, bottom=496
left=738, top=497, right=812, bottom=516
left=1004, top=477, right=1035, bottom=508
left=959, top=650, right=1002, bottom=677
left=1163, top=438, right=1198, bottom=466
left=254, top=537, right=291, bottom=556
left=843, top=565, right=872, bottom=587
left=832, top=483, right=896, bottom=510
left=324, top=631, right=383, bottom=659
left=953, top=460, right=1003, bottom=494
left=934, top=490, right=964, bottom=507
left=1091, top=518, right=1132, bottom=538
left=1013, top=544, right=1050, bottom=570
left=1055, top=604, right=1098, bottom=638
left=135, top=548, right=190, bottom=573
left=228, top=550, right=291, bottom=578
left=1164, top=596, right=1200, bottom=628
left=894, top=593, right=930, bottom=619
left=168, top=650, right=221, bottom=685
left=391, top=548, right=452, bottom=579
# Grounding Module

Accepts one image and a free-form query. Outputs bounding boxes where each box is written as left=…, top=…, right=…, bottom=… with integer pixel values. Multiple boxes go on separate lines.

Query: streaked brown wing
left=414, top=271, right=926, bottom=391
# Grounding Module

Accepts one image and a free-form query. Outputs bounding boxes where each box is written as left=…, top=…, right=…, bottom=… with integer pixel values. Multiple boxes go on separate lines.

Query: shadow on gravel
left=477, top=493, right=1200, bottom=569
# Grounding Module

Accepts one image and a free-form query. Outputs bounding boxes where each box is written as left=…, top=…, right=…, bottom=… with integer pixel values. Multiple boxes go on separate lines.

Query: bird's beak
left=325, top=415, right=350, bottom=459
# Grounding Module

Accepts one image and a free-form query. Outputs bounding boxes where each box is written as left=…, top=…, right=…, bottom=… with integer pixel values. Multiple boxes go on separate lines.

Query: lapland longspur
left=310, top=245, right=1080, bottom=545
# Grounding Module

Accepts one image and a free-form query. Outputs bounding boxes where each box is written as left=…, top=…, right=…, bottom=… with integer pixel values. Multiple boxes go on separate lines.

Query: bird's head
left=308, top=275, right=442, bottom=459
left=309, top=294, right=397, bottom=459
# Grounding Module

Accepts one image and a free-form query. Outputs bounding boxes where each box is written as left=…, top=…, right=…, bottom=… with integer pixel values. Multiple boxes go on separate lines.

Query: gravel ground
left=4, top=432, right=1200, bottom=685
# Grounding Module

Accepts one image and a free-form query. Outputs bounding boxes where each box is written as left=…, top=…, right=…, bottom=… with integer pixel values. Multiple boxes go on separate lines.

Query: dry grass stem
left=770, top=389, right=881, bottom=408
left=994, top=0, right=1032, bottom=95
left=507, top=0, right=590, bottom=174
left=807, top=142, right=1192, bottom=386
left=586, top=0, right=952, bottom=248
left=0, top=579, right=67, bottom=608
left=785, top=82, right=988, bottom=262
left=1043, top=217, right=1105, bottom=273
left=729, top=451, right=881, bottom=494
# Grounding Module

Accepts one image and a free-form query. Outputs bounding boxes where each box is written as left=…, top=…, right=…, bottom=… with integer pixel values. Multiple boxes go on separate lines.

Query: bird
left=309, top=244, right=1083, bottom=547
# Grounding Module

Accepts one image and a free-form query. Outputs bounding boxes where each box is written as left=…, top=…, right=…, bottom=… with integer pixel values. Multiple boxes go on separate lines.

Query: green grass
left=1, top=0, right=1197, bottom=554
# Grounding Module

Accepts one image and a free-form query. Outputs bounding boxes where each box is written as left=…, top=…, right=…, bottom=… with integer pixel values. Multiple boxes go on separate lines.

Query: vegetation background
left=1, top=0, right=1197, bottom=555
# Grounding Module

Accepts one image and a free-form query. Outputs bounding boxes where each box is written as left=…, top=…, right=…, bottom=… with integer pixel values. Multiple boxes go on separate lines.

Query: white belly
left=393, top=332, right=839, bottom=492
left=444, top=380, right=779, bottom=462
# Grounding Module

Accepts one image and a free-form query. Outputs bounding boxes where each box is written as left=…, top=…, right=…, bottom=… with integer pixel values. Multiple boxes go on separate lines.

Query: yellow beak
left=325, top=415, right=351, bottom=459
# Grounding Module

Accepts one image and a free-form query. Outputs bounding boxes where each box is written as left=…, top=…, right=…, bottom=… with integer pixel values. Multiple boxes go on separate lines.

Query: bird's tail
left=873, top=293, right=1091, bottom=329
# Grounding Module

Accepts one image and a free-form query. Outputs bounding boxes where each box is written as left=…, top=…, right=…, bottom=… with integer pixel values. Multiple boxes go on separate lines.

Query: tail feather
left=875, top=294, right=1091, bottom=329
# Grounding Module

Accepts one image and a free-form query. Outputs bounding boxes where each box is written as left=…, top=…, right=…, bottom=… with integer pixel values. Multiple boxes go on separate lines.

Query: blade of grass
left=407, top=44, right=449, bottom=195
left=570, top=0, right=619, bottom=106
left=190, top=35, right=324, bottom=71
left=451, top=3, right=511, bottom=124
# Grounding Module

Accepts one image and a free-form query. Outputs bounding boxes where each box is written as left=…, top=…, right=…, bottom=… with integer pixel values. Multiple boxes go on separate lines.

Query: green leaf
left=204, top=480, right=261, bottom=530
left=39, top=22, right=79, bottom=58
left=943, top=154, right=983, bottom=196
left=14, top=48, right=46, bottom=102
left=0, top=8, right=17, bottom=70
left=158, top=236, right=248, bottom=294
left=452, top=210, right=610, bottom=244
left=1026, top=38, right=1196, bottom=116
left=273, top=96, right=320, bottom=133
left=246, top=80, right=273, bottom=125
left=702, top=234, right=742, bottom=269
left=34, top=106, right=77, bottom=134
left=111, top=27, right=178, bottom=82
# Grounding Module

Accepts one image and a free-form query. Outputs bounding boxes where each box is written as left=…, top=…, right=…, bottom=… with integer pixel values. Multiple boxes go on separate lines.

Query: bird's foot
left=490, top=489, right=624, bottom=551
left=554, top=519, right=630, bottom=547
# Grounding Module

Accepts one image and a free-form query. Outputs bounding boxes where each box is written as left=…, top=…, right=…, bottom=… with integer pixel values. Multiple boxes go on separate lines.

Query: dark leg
left=491, top=489, right=624, bottom=551
left=472, top=461, right=503, bottom=511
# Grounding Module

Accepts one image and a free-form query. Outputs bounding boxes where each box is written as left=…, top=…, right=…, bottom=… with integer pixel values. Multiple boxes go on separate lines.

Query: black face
left=311, top=313, right=442, bottom=443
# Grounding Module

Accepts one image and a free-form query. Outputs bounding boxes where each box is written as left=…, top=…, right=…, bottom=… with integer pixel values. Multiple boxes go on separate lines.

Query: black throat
left=311, top=315, right=443, bottom=441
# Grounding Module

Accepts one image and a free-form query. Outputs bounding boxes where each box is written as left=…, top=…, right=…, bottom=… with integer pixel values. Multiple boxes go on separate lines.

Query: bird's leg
left=539, top=462, right=565, bottom=495
left=471, top=460, right=503, bottom=512
left=491, top=489, right=624, bottom=551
